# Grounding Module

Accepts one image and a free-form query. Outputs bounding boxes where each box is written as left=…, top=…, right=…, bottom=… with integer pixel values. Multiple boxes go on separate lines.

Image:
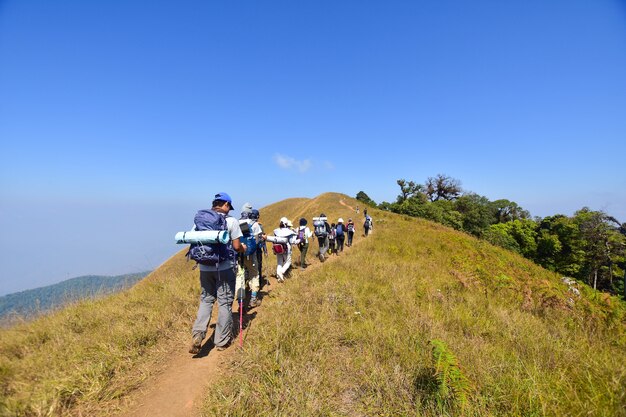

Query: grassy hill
left=0, top=193, right=624, bottom=416
left=0, top=272, right=151, bottom=324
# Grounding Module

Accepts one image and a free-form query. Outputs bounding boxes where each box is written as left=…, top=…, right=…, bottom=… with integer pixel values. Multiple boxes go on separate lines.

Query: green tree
left=454, top=193, right=493, bottom=237
left=356, top=191, right=376, bottom=207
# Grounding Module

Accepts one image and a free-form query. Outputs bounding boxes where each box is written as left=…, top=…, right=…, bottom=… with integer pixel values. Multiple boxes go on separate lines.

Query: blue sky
left=1, top=0, right=625, bottom=295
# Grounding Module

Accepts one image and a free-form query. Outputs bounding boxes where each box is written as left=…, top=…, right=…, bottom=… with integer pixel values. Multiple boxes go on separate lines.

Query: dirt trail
left=118, top=200, right=364, bottom=416
left=119, top=308, right=239, bottom=417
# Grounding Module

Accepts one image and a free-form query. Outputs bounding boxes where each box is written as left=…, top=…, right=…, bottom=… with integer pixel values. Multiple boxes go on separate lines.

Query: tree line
left=356, top=175, right=626, bottom=299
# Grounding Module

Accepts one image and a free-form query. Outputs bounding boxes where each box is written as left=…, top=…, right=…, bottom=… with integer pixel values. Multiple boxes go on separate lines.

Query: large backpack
left=187, top=209, right=231, bottom=266
left=313, top=218, right=328, bottom=238
left=347, top=223, right=354, bottom=232
left=239, top=220, right=258, bottom=256
left=335, top=224, right=345, bottom=237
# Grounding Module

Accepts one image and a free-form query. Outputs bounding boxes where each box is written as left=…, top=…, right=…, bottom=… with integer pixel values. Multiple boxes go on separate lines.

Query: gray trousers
left=192, top=267, right=236, bottom=347
left=318, top=236, right=329, bottom=258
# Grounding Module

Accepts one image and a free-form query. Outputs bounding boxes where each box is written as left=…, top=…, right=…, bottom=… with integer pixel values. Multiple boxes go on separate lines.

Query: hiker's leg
left=235, top=264, right=246, bottom=302
left=245, top=256, right=260, bottom=294
left=276, top=254, right=285, bottom=280
left=192, top=270, right=217, bottom=339
left=301, top=243, right=308, bottom=267
left=214, top=267, right=236, bottom=347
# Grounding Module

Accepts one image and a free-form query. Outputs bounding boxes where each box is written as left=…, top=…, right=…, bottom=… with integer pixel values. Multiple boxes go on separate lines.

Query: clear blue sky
left=1, top=0, right=625, bottom=295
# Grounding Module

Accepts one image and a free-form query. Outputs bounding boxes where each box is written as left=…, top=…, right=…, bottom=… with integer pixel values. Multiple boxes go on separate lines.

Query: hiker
left=250, top=209, right=268, bottom=289
left=296, top=217, right=313, bottom=269
left=272, top=217, right=298, bottom=282
left=335, top=218, right=346, bottom=253
left=329, top=223, right=337, bottom=255
left=235, top=204, right=264, bottom=309
left=356, top=205, right=359, bottom=214
left=189, top=192, right=247, bottom=354
left=364, top=215, right=373, bottom=237
left=313, top=213, right=331, bottom=261
left=364, top=208, right=368, bottom=218
left=346, top=218, right=356, bottom=247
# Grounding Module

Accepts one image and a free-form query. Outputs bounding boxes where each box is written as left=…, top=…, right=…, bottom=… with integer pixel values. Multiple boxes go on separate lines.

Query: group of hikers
left=187, top=192, right=374, bottom=354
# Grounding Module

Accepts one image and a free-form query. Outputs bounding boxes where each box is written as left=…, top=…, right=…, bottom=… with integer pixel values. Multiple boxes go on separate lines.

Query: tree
left=425, top=174, right=462, bottom=202
left=356, top=191, right=376, bottom=207
left=490, top=199, right=530, bottom=224
left=396, top=179, right=424, bottom=203
left=454, top=193, right=493, bottom=237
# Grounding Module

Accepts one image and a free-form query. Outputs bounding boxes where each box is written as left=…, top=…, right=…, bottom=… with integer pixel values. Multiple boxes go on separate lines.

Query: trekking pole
left=239, top=296, right=243, bottom=347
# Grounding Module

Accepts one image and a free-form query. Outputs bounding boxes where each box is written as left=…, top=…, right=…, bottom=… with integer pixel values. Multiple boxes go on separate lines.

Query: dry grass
left=1, top=193, right=624, bottom=417
left=202, top=194, right=626, bottom=417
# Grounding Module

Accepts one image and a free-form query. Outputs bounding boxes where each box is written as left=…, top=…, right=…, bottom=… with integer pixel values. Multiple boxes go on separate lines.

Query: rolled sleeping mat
left=175, top=230, right=230, bottom=244
left=312, top=216, right=327, bottom=222
left=266, top=235, right=289, bottom=244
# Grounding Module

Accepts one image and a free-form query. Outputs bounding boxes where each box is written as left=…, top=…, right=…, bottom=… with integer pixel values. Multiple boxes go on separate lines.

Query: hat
left=338, top=218, right=344, bottom=223
left=241, top=202, right=253, bottom=214
left=214, top=192, right=234, bottom=210
left=249, top=209, right=260, bottom=220
left=286, top=220, right=293, bottom=227
left=280, top=217, right=289, bottom=226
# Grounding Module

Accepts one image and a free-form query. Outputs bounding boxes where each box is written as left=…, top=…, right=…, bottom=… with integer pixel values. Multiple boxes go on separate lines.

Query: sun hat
left=280, top=217, right=289, bottom=225
left=338, top=218, right=344, bottom=223
left=286, top=220, right=293, bottom=227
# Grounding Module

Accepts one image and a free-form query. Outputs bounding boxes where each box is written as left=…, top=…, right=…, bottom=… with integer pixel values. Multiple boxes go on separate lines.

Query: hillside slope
left=1, top=193, right=624, bottom=417
left=0, top=272, right=151, bottom=322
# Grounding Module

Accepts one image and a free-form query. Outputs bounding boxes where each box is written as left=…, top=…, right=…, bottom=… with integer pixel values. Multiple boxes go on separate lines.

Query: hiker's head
left=338, top=218, right=344, bottom=224
left=213, top=192, right=234, bottom=212
left=320, top=213, right=326, bottom=218
left=241, top=202, right=253, bottom=216
left=299, top=217, right=307, bottom=226
left=331, top=223, right=336, bottom=227
left=249, top=209, right=260, bottom=220
left=286, top=220, right=293, bottom=228
left=348, top=218, right=353, bottom=222
left=280, top=217, right=289, bottom=227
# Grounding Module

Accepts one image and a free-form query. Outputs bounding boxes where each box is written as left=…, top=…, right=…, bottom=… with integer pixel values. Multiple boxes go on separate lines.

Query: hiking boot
left=248, top=297, right=260, bottom=308
left=188, top=334, right=203, bottom=354
left=215, top=340, right=232, bottom=351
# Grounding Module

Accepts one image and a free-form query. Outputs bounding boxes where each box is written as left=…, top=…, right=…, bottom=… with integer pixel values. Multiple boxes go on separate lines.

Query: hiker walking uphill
left=335, top=218, right=346, bottom=253
left=329, top=223, right=337, bottom=255
left=249, top=209, right=268, bottom=289
left=235, top=204, right=264, bottom=309
left=188, top=192, right=247, bottom=354
left=296, top=218, right=313, bottom=269
left=313, top=213, right=331, bottom=262
left=364, top=215, right=373, bottom=237
left=269, top=217, right=298, bottom=283
left=346, top=218, right=356, bottom=247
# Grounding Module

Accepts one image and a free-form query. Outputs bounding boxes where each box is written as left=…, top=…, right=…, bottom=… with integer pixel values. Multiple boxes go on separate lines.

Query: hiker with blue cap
left=189, top=192, right=248, bottom=354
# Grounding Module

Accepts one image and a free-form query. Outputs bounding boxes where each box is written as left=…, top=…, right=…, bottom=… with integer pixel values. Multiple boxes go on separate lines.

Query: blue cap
left=249, top=209, right=260, bottom=220
left=214, top=192, right=234, bottom=210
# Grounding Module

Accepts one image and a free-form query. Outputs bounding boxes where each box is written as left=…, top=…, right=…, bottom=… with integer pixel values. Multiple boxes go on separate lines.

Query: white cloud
left=273, top=154, right=312, bottom=173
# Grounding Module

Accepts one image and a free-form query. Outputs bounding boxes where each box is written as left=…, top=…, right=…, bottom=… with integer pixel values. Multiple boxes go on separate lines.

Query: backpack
left=272, top=242, right=287, bottom=255
left=297, top=226, right=307, bottom=246
left=347, top=223, right=354, bottom=232
left=313, top=218, right=328, bottom=237
left=329, top=228, right=336, bottom=240
left=239, top=220, right=258, bottom=256
left=336, top=224, right=344, bottom=237
left=187, top=209, right=231, bottom=266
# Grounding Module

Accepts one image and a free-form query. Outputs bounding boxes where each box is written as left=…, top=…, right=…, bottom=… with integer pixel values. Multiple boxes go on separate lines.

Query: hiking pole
left=239, top=296, right=243, bottom=348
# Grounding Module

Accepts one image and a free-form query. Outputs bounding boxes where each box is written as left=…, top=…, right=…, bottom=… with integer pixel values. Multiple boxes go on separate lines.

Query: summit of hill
left=1, top=192, right=624, bottom=417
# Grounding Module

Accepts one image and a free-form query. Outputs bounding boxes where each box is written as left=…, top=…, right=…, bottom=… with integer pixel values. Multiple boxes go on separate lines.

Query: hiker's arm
left=232, top=238, right=246, bottom=253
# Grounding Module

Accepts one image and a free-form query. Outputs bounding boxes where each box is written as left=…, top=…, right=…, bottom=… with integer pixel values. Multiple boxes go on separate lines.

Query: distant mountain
left=0, top=272, right=151, bottom=322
